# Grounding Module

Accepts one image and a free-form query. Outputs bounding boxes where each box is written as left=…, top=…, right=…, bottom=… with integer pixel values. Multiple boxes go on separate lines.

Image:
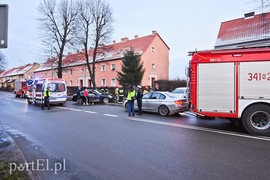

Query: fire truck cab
left=14, top=79, right=36, bottom=98
left=28, top=78, right=67, bottom=105
left=188, top=47, right=270, bottom=136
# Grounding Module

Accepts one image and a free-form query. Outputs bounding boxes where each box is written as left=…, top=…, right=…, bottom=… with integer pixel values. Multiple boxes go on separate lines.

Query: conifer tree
left=117, top=49, right=145, bottom=87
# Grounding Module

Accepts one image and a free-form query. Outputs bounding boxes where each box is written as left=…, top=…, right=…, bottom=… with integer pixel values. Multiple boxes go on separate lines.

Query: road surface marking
left=57, top=107, right=83, bottom=112
left=127, top=117, right=270, bottom=142
left=12, top=100, right=27, bottom=104
left=84, top=111, right=97, bottom=114
left=104, top=114, right=118, bottom=117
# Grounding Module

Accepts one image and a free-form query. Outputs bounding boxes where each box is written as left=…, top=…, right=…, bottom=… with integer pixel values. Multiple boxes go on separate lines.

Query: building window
left=81, top=68, right=84, bottom=73
left=44, top=73, right=46, bottom=77
left=111, top=64, right=116, bottom=71
left=64, top=70, right=66, bottom=75
left=76, top=69, right=78, bottom=74
left=151, top=46, right=156, bottom=53
left=111, top=78, right=116, bottom=86
left=70, top=80, right=73, bottom=86
left=101, top=79, right=106, bottom=86
left=70, top=69, right=73, bottom=75
left=101, top=65, right=106, bottom=71
left=152, top=63, right=156, bottom=69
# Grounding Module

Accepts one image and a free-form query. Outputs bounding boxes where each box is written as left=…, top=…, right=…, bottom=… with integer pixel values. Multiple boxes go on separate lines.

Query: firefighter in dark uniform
left=118, top=87, right=124, bottom=104
left=42, top=86, right=50, bottom=110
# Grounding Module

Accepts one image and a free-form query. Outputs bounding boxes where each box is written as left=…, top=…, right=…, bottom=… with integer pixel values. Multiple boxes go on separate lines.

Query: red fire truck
left=14, top=79, right=36, bottom=98
left=188, top=47, right=270, bottom=136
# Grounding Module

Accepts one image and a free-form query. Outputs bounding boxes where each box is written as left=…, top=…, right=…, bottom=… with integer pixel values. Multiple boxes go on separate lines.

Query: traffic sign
left=0, top=4, right=8, bottom=48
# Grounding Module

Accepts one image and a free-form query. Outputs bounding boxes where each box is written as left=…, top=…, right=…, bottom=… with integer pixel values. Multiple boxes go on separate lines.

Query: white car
left=124, top=91, right=189, bottom=116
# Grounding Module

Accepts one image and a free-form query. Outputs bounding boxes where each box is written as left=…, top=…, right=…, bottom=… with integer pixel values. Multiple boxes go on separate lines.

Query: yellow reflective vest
left=43, top=89, right=50, bottom=97
left=126, top=90, right=135, bottom=100
left=119, top=89, right=124, bottom=96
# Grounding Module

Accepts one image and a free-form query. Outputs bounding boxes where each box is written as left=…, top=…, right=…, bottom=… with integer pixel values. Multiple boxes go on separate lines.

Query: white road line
left=84, top=111, right=97, bottom=114
left=127, top=117, right=270, bottom=142
left=12, top=100, right=27, bottom=104
left=57, top=107, right=83, bottom=112
left=104, top=114, right=118, bottom=117
left=56, top=106, right=97, bottom=114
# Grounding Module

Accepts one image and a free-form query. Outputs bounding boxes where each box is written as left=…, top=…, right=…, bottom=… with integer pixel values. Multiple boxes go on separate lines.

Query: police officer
left=42, top=86, right=50, bottom=110
left=136, top=86, right=143, bottom=115
left=127, top=85, right=136, bottom=116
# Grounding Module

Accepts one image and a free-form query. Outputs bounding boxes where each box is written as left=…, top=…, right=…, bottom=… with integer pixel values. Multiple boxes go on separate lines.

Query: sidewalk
left=0, top=124, right=31, bottom=179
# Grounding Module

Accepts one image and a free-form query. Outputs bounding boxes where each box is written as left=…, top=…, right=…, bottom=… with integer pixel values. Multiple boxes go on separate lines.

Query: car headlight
left=108, top=95, right=113, bottom=98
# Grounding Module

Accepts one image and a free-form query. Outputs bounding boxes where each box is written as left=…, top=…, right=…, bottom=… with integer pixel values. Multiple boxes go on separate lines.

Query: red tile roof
left=35, top=31, right=169, bottom=72
left=0, top=63, right=37, bottom=77
left=215, top=12, right=270, bottom=48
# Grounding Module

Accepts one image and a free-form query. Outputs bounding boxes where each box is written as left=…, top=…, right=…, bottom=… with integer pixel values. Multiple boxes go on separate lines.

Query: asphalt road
left=1, top=91, right=270, bottom=180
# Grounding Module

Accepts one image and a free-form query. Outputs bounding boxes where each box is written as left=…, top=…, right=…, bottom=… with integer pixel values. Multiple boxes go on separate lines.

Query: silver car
left=171, top=87, right=189, bottom=99
left=124, top=91, right=189, bottom=116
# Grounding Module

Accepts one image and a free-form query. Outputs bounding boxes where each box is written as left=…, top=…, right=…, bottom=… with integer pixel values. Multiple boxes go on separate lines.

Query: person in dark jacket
left=76, top=86, right=81, bottom=104
left=42, top=86, right=50, bottom=110
left=136, top=86, right=143, bottom=115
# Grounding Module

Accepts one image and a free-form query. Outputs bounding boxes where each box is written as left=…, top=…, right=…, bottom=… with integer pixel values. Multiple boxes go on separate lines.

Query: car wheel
left=158, top=105, right=169, bottom=116
left=242, top=104, right=270, bottom=136
left=103, top=97, right=109, bottom=104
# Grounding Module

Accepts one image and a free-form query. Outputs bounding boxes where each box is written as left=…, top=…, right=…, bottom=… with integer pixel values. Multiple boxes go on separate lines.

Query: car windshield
left=164, top=92, right=179, bottom=98
left=172, top=88, right=186, bottom=94
left=35, top=84, right=43, bottom=92
left=93, top=90, right=101, bottom=95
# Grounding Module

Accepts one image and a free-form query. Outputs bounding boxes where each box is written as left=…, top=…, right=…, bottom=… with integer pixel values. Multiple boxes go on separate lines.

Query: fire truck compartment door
left=239, top=61, right=270, bottom=99
left=197, top=63, right=235, bottom=113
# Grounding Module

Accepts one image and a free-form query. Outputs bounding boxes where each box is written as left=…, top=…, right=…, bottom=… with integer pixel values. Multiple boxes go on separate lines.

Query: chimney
left=135, top=35, right=138, bottom=39
left=244, top=12, right=255, bottom=19
left=113, top=40, right=116, bottom=44
left=121, top=37, right=129, bottom=42
left=152, top=30, right=157, bottom=35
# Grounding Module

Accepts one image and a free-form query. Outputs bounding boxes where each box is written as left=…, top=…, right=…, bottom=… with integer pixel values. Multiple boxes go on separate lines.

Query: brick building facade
left=34, top=30, right=170, bottom=88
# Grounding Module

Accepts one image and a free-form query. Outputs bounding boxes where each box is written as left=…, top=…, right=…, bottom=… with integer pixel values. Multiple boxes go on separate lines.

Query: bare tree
left=37, top=0, right=79, bottom=78
left=0, top=51, right=7, bottom=71
left=78, top=0, right=113, bottom=89
left=249, top=0, right=270, bottom=13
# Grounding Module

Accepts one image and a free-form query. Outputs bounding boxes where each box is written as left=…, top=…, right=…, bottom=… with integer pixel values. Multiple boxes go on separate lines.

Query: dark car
left=72, top=89, right=115, bottom=104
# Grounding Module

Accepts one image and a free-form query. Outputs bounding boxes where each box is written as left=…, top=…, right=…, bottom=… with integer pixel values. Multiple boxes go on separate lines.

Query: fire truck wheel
left=158, top=105, right=169, bottom=116
left=242, top=104, right=270, bottom=136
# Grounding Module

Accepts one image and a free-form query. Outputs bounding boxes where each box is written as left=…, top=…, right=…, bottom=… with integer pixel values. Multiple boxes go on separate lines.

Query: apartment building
left=34, top=30, right=170, bottom=88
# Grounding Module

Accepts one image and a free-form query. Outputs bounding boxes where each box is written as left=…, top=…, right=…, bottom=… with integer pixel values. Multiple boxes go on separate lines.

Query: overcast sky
left=0, top=0, right=260, bottom=79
